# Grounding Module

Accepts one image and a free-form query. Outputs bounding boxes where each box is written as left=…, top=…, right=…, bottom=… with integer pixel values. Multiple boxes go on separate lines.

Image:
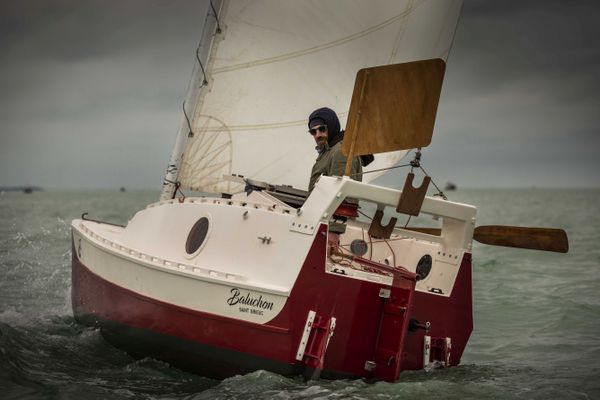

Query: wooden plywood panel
left=342, top=59, right=446, bottom=157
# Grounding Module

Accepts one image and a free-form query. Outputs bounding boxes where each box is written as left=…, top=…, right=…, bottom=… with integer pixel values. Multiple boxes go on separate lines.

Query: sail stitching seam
left=211, top=0, right=426, bottom=75
left=194, top=112, right=349, bottom=132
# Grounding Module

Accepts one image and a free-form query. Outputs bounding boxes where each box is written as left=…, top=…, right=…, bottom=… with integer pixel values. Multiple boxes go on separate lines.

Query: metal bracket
left=77, top=238, right=82, bottom=260
left=326, top=317, right=336, bottom=349
left=423, top=335, right=452, bottom=368
left=435, top=247, right=462, bottom=265
left=423, top=335, right=431, bottom=367
left=257, top=236, right=272, bottom=244
left=364, top=360, right=376, bottom=371
left=296, top=311, right=316, bottom=361
left=445, top=337, right=452, bottom=366
left=290, top=220, right=316, bottom=235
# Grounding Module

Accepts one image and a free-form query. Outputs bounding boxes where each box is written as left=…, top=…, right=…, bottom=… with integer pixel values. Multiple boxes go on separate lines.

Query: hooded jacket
left=308, top=107, right=362, bottom=192
left=308, top=107, right=343, bottom=148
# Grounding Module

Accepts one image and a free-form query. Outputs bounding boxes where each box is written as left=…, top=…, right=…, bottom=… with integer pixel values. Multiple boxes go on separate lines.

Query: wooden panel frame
left=342, top=59, right=446, bottom=160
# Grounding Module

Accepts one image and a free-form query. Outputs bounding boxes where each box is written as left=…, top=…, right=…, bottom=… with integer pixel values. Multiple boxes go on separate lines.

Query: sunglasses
left=308, top=125, right=327, bottom=135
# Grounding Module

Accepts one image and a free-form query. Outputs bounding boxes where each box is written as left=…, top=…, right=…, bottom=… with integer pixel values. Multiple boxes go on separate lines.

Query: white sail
left=176, top=0, right=463, bottom=194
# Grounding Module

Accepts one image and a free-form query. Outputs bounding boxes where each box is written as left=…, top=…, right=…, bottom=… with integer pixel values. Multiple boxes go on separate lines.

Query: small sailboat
left=71, top=0, right=568, bottom=382
left=445, top=182, right=457, bottom=191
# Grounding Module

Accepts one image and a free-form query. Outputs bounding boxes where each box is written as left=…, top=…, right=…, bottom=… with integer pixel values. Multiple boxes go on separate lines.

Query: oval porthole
left=416, top=254, right=432, bottom=281
left=185, top=217, right=210, bottom=255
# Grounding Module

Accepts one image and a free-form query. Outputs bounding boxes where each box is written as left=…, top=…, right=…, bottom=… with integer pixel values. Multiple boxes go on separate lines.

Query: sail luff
left=159, top=0, right=224, bottom=200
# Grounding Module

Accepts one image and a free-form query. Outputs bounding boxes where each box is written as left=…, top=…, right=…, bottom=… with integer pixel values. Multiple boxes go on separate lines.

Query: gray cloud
left=0, top=1, right=208, bottom=62
left=0, top=1, right=209, bottom=189
left=450, top=0, right=600, bottom=100
left=408, top=0, right=600, bottom=188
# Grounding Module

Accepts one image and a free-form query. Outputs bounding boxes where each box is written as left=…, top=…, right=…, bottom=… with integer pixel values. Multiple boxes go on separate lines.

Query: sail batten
left=172, top=0, right=463, bottom=195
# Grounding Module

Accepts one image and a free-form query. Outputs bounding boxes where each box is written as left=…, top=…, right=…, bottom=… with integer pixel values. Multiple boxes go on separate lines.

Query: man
left=307, top=107, right=366, bottom=254
left=307, top=107, right=363, bottom=192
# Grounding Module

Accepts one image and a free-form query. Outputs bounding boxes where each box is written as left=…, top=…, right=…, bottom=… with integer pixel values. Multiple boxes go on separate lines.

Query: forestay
left=170, top=0, right=463, bottom=196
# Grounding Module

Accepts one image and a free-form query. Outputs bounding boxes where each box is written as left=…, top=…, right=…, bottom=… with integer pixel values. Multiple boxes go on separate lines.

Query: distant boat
left=119, top=187, right=126, bottom=192
left=0, top=186, right=43, bottom=193
left=445, top=182, right=457, bottom=191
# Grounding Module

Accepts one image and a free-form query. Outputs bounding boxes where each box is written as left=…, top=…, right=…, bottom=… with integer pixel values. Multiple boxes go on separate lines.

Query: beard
left=315, top=136, right=327, bottom=147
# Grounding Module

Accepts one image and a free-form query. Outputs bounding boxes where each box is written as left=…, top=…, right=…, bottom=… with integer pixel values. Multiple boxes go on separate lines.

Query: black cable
left=358, top=209, right=373, bottom=221
left=196, top=47, right=208, bottom=86
left=194, top=1, right=223, bottom=89
left=419, top=165, right=447, bottom=200
left=350, top=163, right=411, bottom=178
left=183, top=102, right=194, bottom=138
left=209, top=0, right=222, bottom=33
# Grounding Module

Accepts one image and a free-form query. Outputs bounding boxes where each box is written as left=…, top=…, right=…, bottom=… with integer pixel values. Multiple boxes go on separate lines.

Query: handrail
left=81, top=212, right=125, bottom=228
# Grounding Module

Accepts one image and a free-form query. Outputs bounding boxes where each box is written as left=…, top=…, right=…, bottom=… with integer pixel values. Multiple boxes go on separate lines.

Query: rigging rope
left=183, top=102, right=194, bottom=138
left=350, top=163, right=411, bottom=178
left=418, top=164, right=447, bottom=200
left=350, top=149, right=448, bottom=200
left=196, top=47, right=208, bottom=86
left=209, top=0, right=222, bottom=33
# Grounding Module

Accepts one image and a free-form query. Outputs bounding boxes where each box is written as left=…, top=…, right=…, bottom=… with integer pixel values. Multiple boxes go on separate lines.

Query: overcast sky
left=1, top=0, right=598, bottom=190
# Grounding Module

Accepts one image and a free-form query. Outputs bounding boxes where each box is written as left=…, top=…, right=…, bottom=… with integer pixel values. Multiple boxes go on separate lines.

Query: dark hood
left=308, top=107, right=342, bottom=147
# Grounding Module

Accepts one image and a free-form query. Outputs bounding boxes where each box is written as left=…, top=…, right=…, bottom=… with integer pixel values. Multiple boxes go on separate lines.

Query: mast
left=160, top=0, right=223, bottom=201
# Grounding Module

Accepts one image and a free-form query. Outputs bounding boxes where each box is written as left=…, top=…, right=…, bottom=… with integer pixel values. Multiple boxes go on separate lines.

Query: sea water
left=1, top=189, right=599, bottom=399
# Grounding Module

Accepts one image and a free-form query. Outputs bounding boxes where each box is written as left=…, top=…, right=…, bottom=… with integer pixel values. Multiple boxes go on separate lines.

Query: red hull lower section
left=72, top=225, right=473, bottom=381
